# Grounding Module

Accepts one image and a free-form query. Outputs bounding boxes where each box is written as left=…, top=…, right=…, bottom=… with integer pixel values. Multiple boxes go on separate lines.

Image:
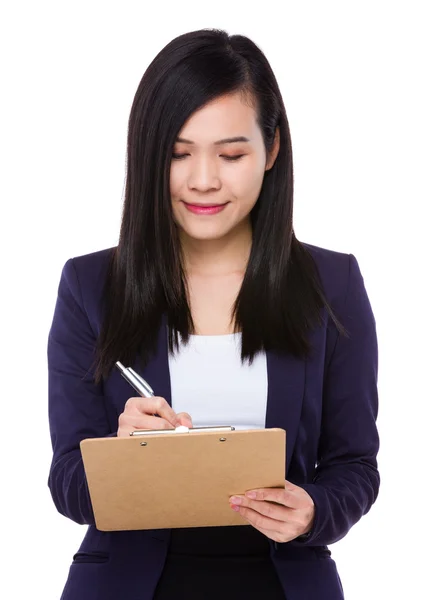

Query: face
left=169, top=92, right=280, bottom=247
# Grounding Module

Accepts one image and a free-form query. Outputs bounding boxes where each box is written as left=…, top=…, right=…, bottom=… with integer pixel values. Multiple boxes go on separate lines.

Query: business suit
left=47, top=241, right=380, bottom=600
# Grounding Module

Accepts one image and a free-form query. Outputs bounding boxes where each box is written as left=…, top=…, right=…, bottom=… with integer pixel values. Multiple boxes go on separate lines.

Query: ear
left=265, top=126, right=280, bottom=171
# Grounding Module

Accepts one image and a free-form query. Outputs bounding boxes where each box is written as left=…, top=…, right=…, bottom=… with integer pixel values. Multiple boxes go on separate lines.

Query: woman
left=47, top=28, right=380, bottom=600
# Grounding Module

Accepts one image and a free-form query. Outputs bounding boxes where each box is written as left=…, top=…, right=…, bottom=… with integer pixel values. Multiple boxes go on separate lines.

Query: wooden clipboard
left=80, top=428, right=286, bottom=531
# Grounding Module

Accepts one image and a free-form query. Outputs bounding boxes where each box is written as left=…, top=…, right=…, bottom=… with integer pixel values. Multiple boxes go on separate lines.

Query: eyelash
left=171, top=153, right=245, bottom=162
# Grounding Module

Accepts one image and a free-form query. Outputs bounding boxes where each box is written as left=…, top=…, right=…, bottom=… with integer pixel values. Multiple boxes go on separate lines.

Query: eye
left=171, top=153, right=245, bottom=161
left=222, top=155, right=245, bottom=162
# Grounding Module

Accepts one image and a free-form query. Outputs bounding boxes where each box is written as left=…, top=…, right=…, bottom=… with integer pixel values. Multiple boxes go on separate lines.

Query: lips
left=182, top=201, right=229, bottom=215
left=184, top=202, right=228, bottom=207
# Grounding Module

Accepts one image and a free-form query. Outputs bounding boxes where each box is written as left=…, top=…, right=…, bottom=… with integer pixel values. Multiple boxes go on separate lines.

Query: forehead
left=177, top=93, right=259, bottom=143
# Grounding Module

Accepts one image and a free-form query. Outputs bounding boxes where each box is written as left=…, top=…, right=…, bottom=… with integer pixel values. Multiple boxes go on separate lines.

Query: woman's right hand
left=117, top=396, right=193, bottom=437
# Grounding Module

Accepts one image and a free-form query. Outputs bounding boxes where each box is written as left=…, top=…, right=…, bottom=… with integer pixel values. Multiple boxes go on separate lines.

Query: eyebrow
left=175, top=136, right=251, bottom=145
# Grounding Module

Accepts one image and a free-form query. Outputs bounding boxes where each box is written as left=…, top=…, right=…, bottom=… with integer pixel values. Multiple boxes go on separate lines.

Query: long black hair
left=92, top=28, right=347, bottom=386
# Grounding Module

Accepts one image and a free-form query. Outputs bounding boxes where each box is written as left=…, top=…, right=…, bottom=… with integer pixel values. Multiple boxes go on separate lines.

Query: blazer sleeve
left=293, top=253, right=380, bottom=547
left=47, top=257, right=116, bottom=525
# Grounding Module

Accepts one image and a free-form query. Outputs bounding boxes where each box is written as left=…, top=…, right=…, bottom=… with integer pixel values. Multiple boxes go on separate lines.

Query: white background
left=1, top=1, right=422, bottom=598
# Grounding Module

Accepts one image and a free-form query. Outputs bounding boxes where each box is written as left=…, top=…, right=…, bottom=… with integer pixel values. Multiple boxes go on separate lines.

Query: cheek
left=228, top=157, right=263, bottom=188
left=169, top=166, right=181, bottom=197
left=228, top=165, right=264, bottom=206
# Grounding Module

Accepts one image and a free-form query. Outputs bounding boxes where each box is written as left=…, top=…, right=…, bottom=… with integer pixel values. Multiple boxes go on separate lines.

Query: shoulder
left=299, top=240, right=351, bottom=300
left=300, top=240, right=350, bottom=274
left=70, top=246, right=116, bottom=289
left=59, top=246, right=117, bottom=335
left=299, top=241, right=374, bottom=326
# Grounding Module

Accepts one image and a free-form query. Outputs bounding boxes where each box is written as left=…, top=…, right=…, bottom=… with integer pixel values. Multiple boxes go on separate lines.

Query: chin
left=178, top=225, right=229, bottom=242
left=187, top=230, right=226, bottom=241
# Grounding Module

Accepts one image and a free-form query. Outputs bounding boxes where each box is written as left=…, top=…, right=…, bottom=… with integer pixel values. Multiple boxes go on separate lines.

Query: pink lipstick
left=183, top=202, right=229, bottom=215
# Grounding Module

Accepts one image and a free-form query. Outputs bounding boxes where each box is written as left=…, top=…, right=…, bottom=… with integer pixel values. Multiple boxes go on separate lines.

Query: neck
left=180, top=221, right=252, bottom=277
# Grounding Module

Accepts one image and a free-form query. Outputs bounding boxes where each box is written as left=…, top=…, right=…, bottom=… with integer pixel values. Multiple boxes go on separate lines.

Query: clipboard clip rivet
left=140, top=442, right=148, bottom=446
left=219, top=437, right=227, bottom=442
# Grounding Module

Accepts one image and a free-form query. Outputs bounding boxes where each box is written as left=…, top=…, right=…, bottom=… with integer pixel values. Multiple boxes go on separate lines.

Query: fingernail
left=231, top=504, right=240, bottom=512
left=229, top=496, right=242, bottom=505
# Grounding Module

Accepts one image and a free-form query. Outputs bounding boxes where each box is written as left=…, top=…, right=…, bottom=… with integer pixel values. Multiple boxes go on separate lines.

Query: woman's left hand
left=229, top=479, right=315, bottom=543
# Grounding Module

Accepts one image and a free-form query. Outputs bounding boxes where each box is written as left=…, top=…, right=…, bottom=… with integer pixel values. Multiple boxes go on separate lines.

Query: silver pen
left=115, top=361, right=154, bottom=397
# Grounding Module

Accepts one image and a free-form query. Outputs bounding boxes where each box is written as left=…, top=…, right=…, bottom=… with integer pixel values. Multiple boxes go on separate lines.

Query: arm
left=47, top=257, right=116, bottom=525
left=293, top=253, right=380, bottom=546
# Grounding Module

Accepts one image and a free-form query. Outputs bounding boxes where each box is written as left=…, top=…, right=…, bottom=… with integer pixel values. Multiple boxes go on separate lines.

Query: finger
left=121, top=413, right=175, bottom=431
left=231, top=504, right=301, bottom=542
left=127, top=396, right=180, bottom=428
left=245, top=487, right=299, bottom=509
left=176, top=412, right=193, bottom=428
left=233, top=504, right=286, bottom=533
left=229, top=495, right=293, bottom=521
left=148, top=397, right=181, bottom=427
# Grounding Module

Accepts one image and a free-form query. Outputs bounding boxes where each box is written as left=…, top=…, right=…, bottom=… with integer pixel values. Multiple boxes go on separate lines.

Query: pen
left=115, top=361, right=154, bottom=398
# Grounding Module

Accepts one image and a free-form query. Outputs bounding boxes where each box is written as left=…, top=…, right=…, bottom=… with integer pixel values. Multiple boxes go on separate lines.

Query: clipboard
left=80, top=427, right=286, bottom=531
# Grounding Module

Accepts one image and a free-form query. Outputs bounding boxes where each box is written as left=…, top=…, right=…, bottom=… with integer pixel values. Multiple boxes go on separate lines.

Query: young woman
left=47, top=28, right=380, bottom=600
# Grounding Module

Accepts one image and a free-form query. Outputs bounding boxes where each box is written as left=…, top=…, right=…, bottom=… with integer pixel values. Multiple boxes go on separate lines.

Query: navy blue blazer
left=47, top=242, right=380, bottom=600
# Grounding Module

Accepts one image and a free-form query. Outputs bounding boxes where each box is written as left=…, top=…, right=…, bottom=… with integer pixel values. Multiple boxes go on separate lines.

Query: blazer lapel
left=136, top=314, right=173, bottom=408
left=265, top=349, right=306, bottom=471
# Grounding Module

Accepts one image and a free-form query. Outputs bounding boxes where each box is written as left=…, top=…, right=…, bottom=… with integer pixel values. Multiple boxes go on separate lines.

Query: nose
left=187, top=157, right=221, bottom=192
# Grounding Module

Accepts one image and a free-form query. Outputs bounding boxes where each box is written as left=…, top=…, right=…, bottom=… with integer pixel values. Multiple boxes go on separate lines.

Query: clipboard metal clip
left=130, top=426, right=235, bottom=437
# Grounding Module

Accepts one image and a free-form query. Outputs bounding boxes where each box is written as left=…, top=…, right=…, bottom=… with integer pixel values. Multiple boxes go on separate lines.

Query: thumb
left=176, top=412, right=193, bottom=428
left=284, top=479, right=297, bottom=492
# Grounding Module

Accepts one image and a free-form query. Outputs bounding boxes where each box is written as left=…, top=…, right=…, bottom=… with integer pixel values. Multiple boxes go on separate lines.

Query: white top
left=168, top=332, right=268, bottom=430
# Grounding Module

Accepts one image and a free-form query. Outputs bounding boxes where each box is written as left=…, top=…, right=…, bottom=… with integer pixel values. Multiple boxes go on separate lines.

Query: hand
left=229, top=479, right=315, bottom=543
left=117, top=396, right=193, bottom=437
